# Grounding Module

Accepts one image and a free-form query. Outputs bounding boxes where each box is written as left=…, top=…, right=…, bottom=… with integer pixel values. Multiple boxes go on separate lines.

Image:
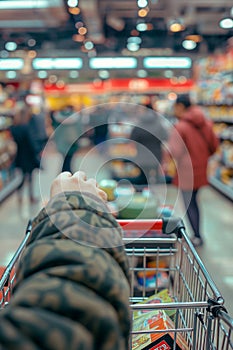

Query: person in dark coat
left=165, top=94, right=219, bottom=246
left=89, top=105, right=109, bottom=146
left=130, top=102, right=168, bottom=184
left=10, top=103, right=44, bottom=203
left=0, top=171, right=131, bottom=350
left=50, top=105, right=83, bottom=173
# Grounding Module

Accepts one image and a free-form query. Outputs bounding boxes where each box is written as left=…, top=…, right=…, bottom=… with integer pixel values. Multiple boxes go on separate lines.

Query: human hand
left=50, top=171, right=108, bottom=202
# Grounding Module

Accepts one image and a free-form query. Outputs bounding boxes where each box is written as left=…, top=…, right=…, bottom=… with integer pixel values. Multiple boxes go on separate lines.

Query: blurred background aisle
left=0, top=0, right=232, bottom=332
left=0, top=144, right=232, bottom=314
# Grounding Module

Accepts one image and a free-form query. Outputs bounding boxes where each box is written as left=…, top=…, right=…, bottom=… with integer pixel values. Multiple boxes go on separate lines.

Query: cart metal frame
left=0, top=218, right=232, bottom=350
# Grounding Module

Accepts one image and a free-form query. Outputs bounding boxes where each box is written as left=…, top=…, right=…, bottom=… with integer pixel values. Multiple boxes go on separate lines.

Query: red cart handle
left=117, top=219, right=163, bottom=231
left=117, top=217, right=185, bottom=237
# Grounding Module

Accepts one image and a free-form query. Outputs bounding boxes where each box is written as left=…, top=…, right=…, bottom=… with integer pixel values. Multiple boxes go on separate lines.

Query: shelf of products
left=208, top=122, right=233, bottom=200
left=194, top=48, right=233, bottom=106
left=0, top=115, right=22, bottom=203
left=194, top=48, right=233, bottom=200
left=201, top=105, right=233, bottom=123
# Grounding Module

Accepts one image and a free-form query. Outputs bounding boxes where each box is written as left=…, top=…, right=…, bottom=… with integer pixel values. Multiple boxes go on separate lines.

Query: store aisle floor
left=0, top=145, right=232, bottom=315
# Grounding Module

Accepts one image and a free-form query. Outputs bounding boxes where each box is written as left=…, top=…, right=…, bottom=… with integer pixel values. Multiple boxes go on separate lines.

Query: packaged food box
left=132, top=310, right=189, bottom=350
left=133, top=289, right=176, bottom=319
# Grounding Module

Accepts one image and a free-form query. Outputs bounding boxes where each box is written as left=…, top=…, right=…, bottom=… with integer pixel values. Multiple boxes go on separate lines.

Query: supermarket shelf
left=0, top=171, right=23, bottom=204
left=212, top=119, right=233, bottom=124
left=220, top=135, right=233, bottom=143
left=209, top=176, right=233, bottom=201
left=220, top=160, right=233, bottom=169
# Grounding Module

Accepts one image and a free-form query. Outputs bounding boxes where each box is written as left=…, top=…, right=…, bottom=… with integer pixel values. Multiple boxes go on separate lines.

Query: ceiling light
left=78, top=27, right=87, bottom=35
left=127, top=42, right=140, bottom=52
left=0, top=0, right=62, bottom=9
left=182, top=40, right=197, bottom=50
left=185, top=35, right=202, bottom=43
left=178, top=76, right=187, bottom=83
left=84, top=41, right=94, bottom=50
left=127, top=36, right=142, bottom=44
left=37, top=70, right=48, bottom=79
left=168, top=92, right=177, bottom=101
left=28, top=39, right=36, bottom=47
left=56, top=80, right=65, bottom=88
left=164, top=70, right=173, bottom=78
left=33, top=58, right=83, bottom=70
left=98, top=70, right=110, bottom=79
left=68, top=7, right=80, bottom=15
left=75, top=21, right=84, bottom=29
left=69, top=70, right=79, bottom=78
left=137, top=69, right=147, bottom=78
left=144, top=57, right=192, bottom=69
left=219, top=18, right=233, bottom=29
left=28, top=50, right=37, bottom=58
left=89, top=57, right=137, bottom=69
left=0, top=58, right=24, bottom=70
left=49, top=75, right=58, bottom=83
left=146, top=23, right=153, bottom=30
left=170, top=22, right=185, bottom=32
left=136, top=23, right=148, bottom=31
left=170, top=77, right=178, bottom=84
left=72, top=34, right=85, bottom=42
left=5, top=42, right=17, bottom=51
left=6, top=71, right=17, bottom=79
left=137, top=0, right=148, bottom=8
left=67, top=0, right=78, bottom=7
left=131, top=29, right=139, bottom=36
left=138, top=8, right=149, bottom=17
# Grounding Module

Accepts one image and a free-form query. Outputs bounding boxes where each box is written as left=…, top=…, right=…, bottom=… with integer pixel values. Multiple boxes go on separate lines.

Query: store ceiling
left=0, top=0, right=232, bottom=55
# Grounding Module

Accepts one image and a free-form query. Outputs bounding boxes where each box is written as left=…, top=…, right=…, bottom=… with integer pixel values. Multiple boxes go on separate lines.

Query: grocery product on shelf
left=202, top=105, right=233, bottom=123
left=0, top=115, right=22, bottom=203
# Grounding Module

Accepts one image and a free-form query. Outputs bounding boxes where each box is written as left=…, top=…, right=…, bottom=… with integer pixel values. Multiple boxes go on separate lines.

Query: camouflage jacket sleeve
left=0, top=191, right=131, bottom=350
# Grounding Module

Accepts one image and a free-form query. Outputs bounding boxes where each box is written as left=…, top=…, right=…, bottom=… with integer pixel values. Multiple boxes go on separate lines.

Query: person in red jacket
left=166, top=95, right=219, bottom=247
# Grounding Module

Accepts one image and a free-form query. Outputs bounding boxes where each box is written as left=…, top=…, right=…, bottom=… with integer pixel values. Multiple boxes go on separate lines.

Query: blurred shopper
left=0, top=171, right=131, bottom=350
left=50, top=105, right=83, bottom=173
left=89, top=105, right=109, bottom=147
left=10, top=102, right=46, bottom=204
left=130, top=102, right=168, bottom=184
left=165, top=95, right=219, bottom=247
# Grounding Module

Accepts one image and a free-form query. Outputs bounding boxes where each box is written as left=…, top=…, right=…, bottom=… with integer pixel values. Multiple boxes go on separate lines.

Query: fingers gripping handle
left=162, top=217, right=185, bottom=238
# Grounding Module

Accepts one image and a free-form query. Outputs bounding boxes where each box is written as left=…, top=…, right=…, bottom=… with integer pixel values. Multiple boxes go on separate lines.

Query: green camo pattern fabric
left=0, top=192, right=131, bottom=350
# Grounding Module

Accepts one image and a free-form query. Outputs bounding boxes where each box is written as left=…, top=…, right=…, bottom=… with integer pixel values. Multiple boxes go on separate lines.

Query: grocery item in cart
left=132, top=310, right=189, bottom=350
left=1, top=215, right=233, bottom=350
left=133, top=289, right=176, bottom=319
left=136, top=271, right=169, bottom=290
left=133, top=256, right=170, bottom=293
left=99, top=179, right=118, bottom=201
left=117, top=192, right=159, bottom=219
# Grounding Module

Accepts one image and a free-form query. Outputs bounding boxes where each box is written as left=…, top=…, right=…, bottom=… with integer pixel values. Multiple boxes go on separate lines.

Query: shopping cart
left=119, top=217, right=233, bottom=350
left=0, top=220, right=32, bottom=308
left=0, top=218, right=232, bottom=350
